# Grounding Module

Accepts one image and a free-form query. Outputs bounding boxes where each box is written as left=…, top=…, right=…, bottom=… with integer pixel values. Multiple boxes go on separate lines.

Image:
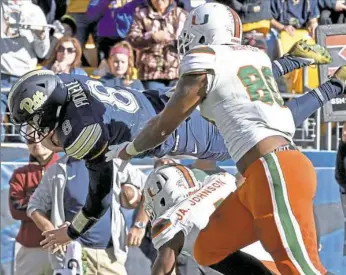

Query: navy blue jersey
left=55, top=74, right=230, bottom=161
left=53, top=74, right=231, bottom=232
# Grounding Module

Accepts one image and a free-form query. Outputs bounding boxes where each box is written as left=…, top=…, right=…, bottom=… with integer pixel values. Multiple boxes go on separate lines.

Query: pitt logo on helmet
left=19, top=91, right=47, bottom=114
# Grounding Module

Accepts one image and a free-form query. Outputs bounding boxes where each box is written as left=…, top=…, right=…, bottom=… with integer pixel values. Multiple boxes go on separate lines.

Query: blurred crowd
left=1, top=0, right=346, bottom=142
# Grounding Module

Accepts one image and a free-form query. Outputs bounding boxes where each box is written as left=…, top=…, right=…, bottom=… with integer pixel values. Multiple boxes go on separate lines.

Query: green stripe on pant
left=262, top=153, right=321, bottom=275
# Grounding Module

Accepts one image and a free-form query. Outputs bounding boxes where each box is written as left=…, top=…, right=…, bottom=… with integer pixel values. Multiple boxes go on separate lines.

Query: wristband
left=67, top=210, right=98, bottom=239
left=126, top=142, right=140, bottom=156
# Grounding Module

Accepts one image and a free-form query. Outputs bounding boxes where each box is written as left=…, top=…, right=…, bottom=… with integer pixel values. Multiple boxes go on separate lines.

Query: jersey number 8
left=86, top=80, right=139, bottom=113
left=237, top=65, right=284, bottom=106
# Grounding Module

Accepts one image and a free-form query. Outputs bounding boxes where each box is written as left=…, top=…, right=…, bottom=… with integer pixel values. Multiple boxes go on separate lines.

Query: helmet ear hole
left=199, top=36, right=206, bottom=44
left=160, top=198, right=166, bottom=207
left=37, top=83, right=46, bottom=88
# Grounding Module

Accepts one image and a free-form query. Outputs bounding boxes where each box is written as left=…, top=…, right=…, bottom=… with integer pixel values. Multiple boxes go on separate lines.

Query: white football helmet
left=144, top=164, right=201, bottom=221
left=178, top=3, right=243, bottom=55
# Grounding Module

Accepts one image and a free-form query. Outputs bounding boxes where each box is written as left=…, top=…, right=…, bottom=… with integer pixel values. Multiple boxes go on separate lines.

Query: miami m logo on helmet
left=178, top=3, right=243, bottom=55
left=192, top=14, right=209, bottom=26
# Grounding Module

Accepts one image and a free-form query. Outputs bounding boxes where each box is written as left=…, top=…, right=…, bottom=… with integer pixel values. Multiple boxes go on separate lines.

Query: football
left=120, top=184, right=142, bottom=209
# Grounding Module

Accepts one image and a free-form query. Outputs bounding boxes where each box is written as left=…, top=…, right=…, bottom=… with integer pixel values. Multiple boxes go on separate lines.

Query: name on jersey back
left=176, top=179, right=226, bottom=221
left=66, top=81, right=89, bottom=108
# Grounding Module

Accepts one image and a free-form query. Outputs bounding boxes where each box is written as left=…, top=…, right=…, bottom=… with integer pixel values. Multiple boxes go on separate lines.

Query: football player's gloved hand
left=287, top=39, right=332, bottom=65
left=105, top=141, right=135, bottom=162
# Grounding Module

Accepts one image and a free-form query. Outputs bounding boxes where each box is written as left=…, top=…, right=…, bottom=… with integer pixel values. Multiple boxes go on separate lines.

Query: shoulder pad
left=204, top=172, right=236, bottom=185
left=55, top=81, right=110, bottom=160
left=56, top=120, right=109, bottom=160
left=64, top=123, right=102, bottom=160
left=179, top=46, right=216, bottom=77
left=202, top=173, right=237, bottom=194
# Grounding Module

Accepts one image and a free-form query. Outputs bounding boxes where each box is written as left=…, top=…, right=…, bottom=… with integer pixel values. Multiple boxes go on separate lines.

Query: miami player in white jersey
left=144, top=164, right=277, bottom=275
left=108, top=3, right=345, bottom=275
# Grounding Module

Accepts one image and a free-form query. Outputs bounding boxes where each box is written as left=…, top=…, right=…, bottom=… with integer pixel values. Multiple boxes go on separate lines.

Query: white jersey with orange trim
left=179, top=45, right=296, bottom=162
left=150, top=172, right=275, bottom=262
left=151, top=173, right=236, bottom=251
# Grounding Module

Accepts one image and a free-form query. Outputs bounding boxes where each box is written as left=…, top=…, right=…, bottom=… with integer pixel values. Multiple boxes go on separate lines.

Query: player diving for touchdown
left=106, top=3, right=346, bottom=275
left=7, top=14, right=345, bottom=274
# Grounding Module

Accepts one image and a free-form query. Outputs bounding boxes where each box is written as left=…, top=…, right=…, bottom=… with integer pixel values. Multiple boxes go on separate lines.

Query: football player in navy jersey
left=8, top=71, right=233, bottom=242
left=8, top=41, right=345, bottom=252
left=15, top=73, right=229, bottom=161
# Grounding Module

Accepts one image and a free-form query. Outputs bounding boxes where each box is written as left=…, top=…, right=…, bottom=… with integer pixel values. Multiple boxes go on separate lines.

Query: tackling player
left=109, top=3, right=346, bottom=275
left=144, top=163, right=277, bottom=275
left=8, top=40, right=343, bottom=255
